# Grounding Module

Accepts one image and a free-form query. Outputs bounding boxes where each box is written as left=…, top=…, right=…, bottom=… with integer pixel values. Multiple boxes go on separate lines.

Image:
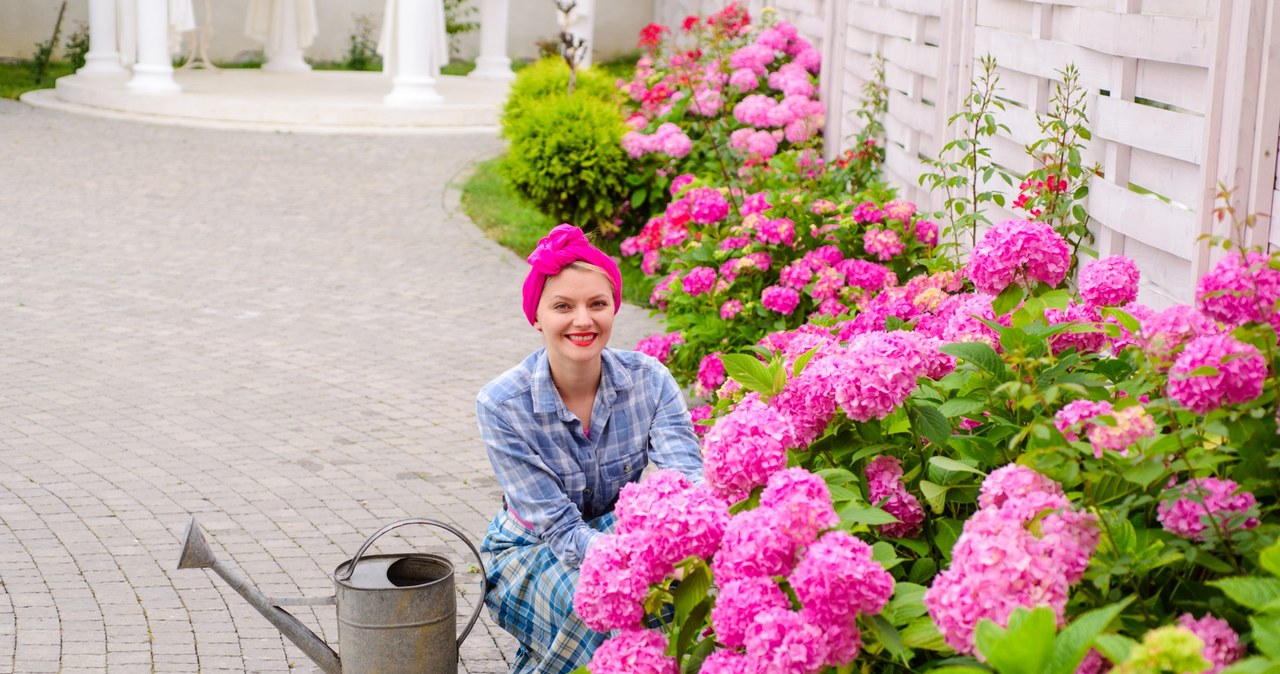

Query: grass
left=459, top=156, right=656, bottom=307
left=0, top=61, right=76, bottom=100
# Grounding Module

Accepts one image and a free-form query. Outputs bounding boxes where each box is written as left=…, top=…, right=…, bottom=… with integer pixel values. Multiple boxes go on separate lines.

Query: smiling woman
left=474, top=224, right=703, bottom=674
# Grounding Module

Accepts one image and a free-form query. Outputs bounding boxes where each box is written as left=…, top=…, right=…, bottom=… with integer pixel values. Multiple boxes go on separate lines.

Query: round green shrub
left=501, top=94, right=629, bottom=232
left=501, top=57, right=619, bottom=136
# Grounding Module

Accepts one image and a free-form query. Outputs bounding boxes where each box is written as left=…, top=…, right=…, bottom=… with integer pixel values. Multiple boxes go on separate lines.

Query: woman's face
left=534, top=267, right=615, bottom=368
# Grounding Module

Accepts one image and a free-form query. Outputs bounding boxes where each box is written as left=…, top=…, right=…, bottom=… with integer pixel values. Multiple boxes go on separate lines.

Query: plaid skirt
left=481, top=509, right=617, bottom=674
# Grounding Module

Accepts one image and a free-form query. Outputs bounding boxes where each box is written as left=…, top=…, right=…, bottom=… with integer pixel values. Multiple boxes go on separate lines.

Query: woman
left=476, top=224, right=703, bottom=673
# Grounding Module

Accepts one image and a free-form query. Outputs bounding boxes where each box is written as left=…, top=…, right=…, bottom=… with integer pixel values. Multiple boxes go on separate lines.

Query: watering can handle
left=337, top=517, right=488, bottom=649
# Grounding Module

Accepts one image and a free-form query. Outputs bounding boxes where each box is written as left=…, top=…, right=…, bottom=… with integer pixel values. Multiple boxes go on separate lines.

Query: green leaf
left=992, top=283, right=1026, bottom=316
left=681, top=636, right=716, bottom=674
left=1100, top=307, right=1142, bottom=335
left=1251, top=615, right=1280, bottom=659
left=1212, top=577, right=1280, bottom=613
left=1121, top=456, right=1168, bottom=488
left=719, top=354, right=776, bottom=396
left=939, top=397, right=986, bottom=418
left=792, top=346, right=819, bottom=378
left=1219, top=657, right=1280, bottom=674
left=919, top=480, right=949, bottom=514
left=975, top=606, right=1056, bottom=674
left=929, top=456, right=987, bottom=477
left=675, top=596, right=711, bottom=656
left=913, top=402, right=954, bottom=447
left=1093, top=634, right=1136, bottom=665
left=935, top=517, right=964, bottom=560
left=1261, top=538, right=1280, bottom=578
left=1048, top=599, right=1132, bottom=674
left=868, top=614, right=907, bottom=660
left=839, top=503, right=900, bottom=527
left=673, top=562, right=711, bottom=624
left=940, top=342, right=1009, bottom=380
left=885, top=583, right=930, bottom=625
left=900, top=616, right=951, bottom=651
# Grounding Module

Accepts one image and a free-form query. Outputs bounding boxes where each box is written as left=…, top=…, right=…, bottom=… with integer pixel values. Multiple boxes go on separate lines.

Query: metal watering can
left=177, top=516, right=486, bottom=674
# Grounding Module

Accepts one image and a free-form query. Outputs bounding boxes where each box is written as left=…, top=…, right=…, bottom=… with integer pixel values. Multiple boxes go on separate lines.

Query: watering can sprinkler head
left=177, top=517, right=216, bottom=571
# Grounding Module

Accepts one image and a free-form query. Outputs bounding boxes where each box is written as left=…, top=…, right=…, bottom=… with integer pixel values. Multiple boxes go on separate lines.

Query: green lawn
left=0, top=61, right=76, bottom=100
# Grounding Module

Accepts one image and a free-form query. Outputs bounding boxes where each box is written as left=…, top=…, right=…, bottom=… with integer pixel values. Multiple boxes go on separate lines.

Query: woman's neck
left=548, top=354, right=602, bottom=402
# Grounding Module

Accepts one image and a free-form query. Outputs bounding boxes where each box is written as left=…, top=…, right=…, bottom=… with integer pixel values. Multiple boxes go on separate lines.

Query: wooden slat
left=883, top=0, right=944, bottom=18
left=1088, top=177, right=1197, bottom=259
left=976, top=27, right=1115, bottom=89
left=1051, top=6, right=1212, bottom=67
left=887, top=89, right=937, bottom=136
left=848, top=4, right=920, bottom=41
left=975, top=0, right=1036, bottom=32
left=1124, top=237, right=1194, bottom=308
left=1093, top=96, right=1203, bottom=164
left=882, top=38, right=939, bottom=79
left=1134, top=60, right=1209, bottom=116
left=1127, top=148, right=1200, bottom=207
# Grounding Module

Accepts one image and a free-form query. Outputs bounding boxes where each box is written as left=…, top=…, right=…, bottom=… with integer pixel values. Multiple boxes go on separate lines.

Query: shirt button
left=623, top=464, right=631, bottom=472
left=583, top=488, right=591, bottom=495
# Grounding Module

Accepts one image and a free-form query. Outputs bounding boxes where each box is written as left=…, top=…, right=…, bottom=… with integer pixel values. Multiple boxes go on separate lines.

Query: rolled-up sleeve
left=646, top=365, right=704, bottom=483
left=476, top=394, right=602, bottom=568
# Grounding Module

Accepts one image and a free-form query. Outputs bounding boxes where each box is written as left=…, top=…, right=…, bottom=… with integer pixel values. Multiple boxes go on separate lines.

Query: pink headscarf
left=522, top=224, right=623, bottom=325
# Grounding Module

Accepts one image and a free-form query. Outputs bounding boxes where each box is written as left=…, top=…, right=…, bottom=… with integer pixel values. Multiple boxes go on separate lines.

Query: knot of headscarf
left=521, top=224, right=622, bottom=325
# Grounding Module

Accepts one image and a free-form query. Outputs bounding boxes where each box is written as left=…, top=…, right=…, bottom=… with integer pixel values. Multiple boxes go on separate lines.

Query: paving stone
left=0, top=99, right=666, bottom=672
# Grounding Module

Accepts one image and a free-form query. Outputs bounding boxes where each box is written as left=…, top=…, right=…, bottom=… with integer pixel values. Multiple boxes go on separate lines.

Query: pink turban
left=522, top=224, right=623, bottom=325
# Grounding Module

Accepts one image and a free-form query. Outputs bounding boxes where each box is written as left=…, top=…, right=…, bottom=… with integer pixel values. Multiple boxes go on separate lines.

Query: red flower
left=638, top=23, right=669, bottom=49
left=681, top=15, right=699, bottom=32
left=708, top=2, right=750, bottom=35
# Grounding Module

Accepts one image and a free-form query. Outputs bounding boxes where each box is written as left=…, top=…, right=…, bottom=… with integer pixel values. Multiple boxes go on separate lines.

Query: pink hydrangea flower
left=1086, top=406, right=1155, bottom=457
left=759, top=468, right=840, bottom=546
left=575, top=533, right=663, bottom=630
left=615, top=469, right=692, bottom=530
left=769, top=360, right=841, bottom=449
left=741, top=191, right=771, bottom=216
left=1166, top=333, right=1267, bottom=413
left=1045, top=302, right=1106, bottom=354
left=699, top=651, right=752, bottom=674
left=926, top=466, right=1098, bottom=655
left=743, top=607, right=829, bottom=674
left=733, top=94, right=778, bottom=127
left=809, top=267, right=845, bottom=301
left=767, top=62, right=815, bottom=97
left=865, top=456, right=925, bottom=538
left=965, top=219, right=1072, bottom=294
left=914, top=220, right=939, bottom=246
left=712, top=508, right=802, bottom=581
left=680, top=266, right=716, bottom=296
left=761, top=286, right=801, bottom=314
left=1079, top=255, right=1140, bottom=307
left=838, top=259, right=896, bottom=291
left=864, top=228, right=906, bottom=261
left=636, top=331, right=684, bottom=364
left=1195, top=250, right=1280, bottom=330
left=757, top=217, right=796, bottom=246
left=1054, top=399, right=1113, bottom=442
left=1139, top=305, right=1219, bottom=369
left=790, top=530, right=895, bottom=630
left=669, top=173, right=695, bottom=195
left=829, top=331, right=933, bottom=422
left=883, top=199, right=917, bottom=222
left=685, top=188, right=730, bottom=224
left=720, top=298, right=744, bottom=320
left=696, top=352, right=726, bottom=395
left=710, top=576, right=790, bottom=648
left=851, top=201, right=884, bottom=223
left=703, top=395, right=795, bottom=502
left=1178, top=613, right=1246, bottom=674
left=728, top=67, right=759, bottom=92
left=589, top=628, right=676, bottom=674
left=689, top=404, right=713, bottom=436
left=780, top=261, right=814, bottom=289
left=728, top=44, right=775, bottom=75
left=1157, top=477, right=1259, bottom=541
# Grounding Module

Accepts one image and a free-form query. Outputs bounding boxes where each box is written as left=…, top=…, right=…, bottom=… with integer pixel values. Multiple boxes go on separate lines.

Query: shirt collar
left=530, top=348, right=634, bottom=415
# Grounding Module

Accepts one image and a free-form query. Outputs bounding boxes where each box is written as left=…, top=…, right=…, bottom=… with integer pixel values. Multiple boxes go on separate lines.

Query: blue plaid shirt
left=477, top=348, right=703, bottom=569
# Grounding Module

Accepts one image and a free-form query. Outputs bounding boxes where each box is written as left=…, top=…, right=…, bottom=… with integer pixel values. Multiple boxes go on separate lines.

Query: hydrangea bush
left=577, top=218, right=1280, bottom=673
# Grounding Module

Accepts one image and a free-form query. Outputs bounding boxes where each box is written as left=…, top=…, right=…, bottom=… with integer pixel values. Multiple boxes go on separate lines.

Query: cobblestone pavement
left=0, top=99, right=664, bottom=673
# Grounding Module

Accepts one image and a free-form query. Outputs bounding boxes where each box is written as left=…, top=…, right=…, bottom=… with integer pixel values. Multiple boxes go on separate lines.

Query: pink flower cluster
left=1166, top=333, right=1267, bottom=414
left=761, top=285, right=801, bottom=314
left=864, top=228, right=906, bottom=261
left=636, top=331, right=685, bottom=364
left=685, top=187, right=731, bottom=224
left=1044, top=302, right=1106, bottom=355
left=696, top=352, right=726, bottom=396
left=1195, top=250, right=1280, bottom=331
left=1157, top=477, right=1259, bottom=541
left=703, top=394, right=796, bottom=502
left=576, top=470, right=729, bottom=633
left=1079, top=255, right=1140, bottom=307
left=681, top=266, right=717, bottom=296
left=622, top=122, right=692, bottom=159
left=729, top=127, right=782, bottom=160
left=720, top=298, right=744, bottom=320
left=1138, top=305, right=1219, bottom=370
left=865, top=456, right=925, bottom=538
left=1178, top=613, right=1246, bottom=674
left=925, top=465, right=1099, bottom=655
left=965, top=219, right=1072, bottom=294
left=709, top=470, right=893, bottom=673
left=1054, top=400, right=1155, bottom=458
left=589, top=628, right=675, bottom=674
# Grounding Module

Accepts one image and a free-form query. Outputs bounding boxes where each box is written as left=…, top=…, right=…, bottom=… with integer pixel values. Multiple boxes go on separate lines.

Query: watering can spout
left=177, top=517, right=343, bottom=674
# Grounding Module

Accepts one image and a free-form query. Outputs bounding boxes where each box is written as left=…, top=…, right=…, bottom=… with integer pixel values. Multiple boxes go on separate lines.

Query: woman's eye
left=592, top=301, right=608, bottom=308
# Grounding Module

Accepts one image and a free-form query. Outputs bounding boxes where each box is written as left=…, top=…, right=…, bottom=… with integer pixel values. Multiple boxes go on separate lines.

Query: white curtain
left=114, top=0, right=196, bottom=65
left=376, top=0, right=449, bottom=77
left=244, top=0, right=319, bottom=55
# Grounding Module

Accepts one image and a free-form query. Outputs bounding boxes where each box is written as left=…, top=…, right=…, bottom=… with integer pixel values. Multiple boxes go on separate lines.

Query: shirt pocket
left=601, top=455, right=645, bottom=486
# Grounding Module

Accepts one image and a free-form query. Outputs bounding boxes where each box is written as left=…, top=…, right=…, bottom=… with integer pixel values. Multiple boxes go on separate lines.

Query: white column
left=127, top=0, right=180, bottom=92
left=469, top=0, right=513, bottom=80
left=563, top=0, right=594, bottom=69
left=80, top=0, right=127, bottom=75
left=261, top=0, right=311, bottom=72
left=384, top=0, right=443, bottom=107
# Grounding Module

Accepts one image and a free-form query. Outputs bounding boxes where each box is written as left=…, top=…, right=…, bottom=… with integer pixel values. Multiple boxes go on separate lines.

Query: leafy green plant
left=343, top=13, right=381, bottom=71
left=442, top=0, right=478, bottom=59
left=919, top=54, right=1012, bottom=250
left=31, top=1, right=67, bottom=85
left=501, top=93, right=631, bottom=232
left=500, top=57, right=618, bottom=137
left=63, top=21, right=89, bottom=71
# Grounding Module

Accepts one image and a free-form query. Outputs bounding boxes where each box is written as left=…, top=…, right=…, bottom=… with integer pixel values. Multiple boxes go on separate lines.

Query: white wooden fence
left=653, top=0, right=1280, bottom=308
